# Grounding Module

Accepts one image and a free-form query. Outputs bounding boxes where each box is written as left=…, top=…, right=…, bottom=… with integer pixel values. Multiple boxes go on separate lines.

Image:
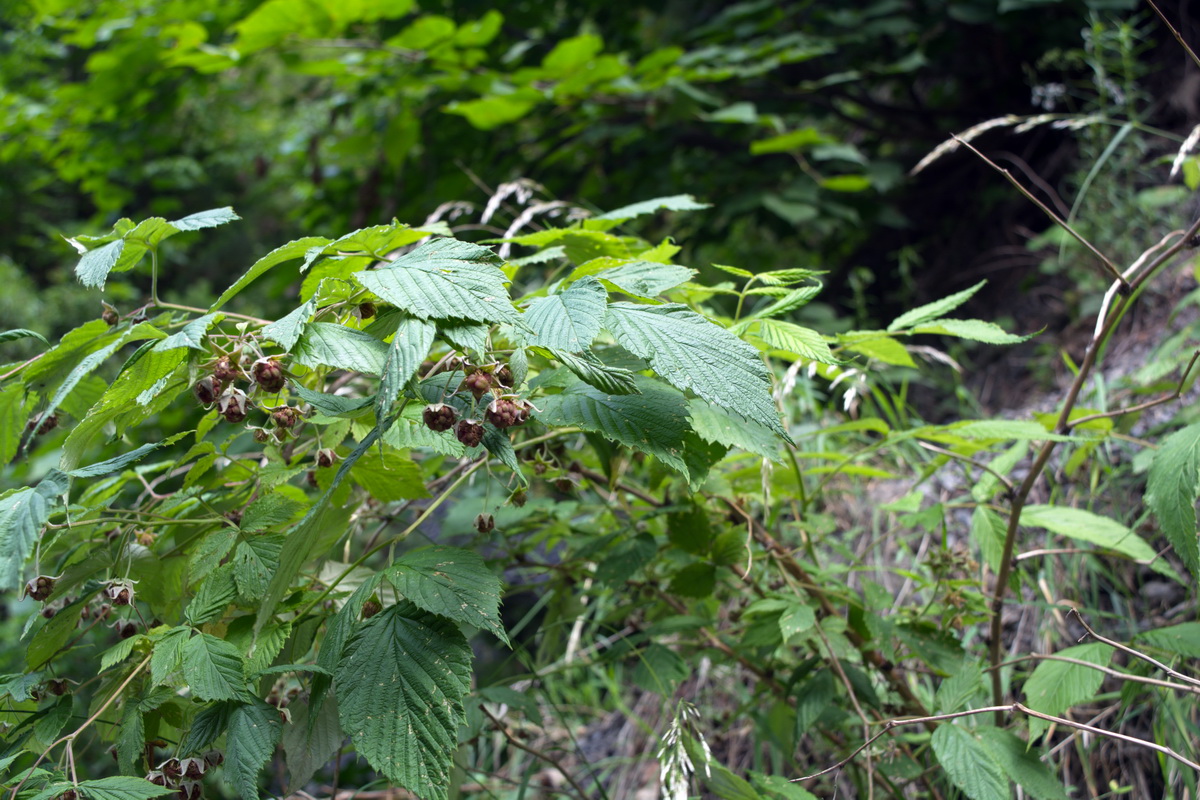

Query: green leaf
left=182, top=633, right=251, bottom=701
left=668, top=562, right=716, bottom=597
left=887, top=281, right=987, bottom=331
left=595, top=194, right=710, bottom=221
left=283, top=692, right=342, bottom=791
left=386, top=546, right=508, bottom=644
left=579, top=260, right=695, bottom=297
left=749, top=319, right=841, bottom=365
left=537, top=375, right=691, bottom=475
left=68, top=434, right=188, bottom=478
left=170, top=207, right=241, bottom=231
left=911, top=318, right=1033, bottom=345
left=226, top=700, right=282, bottom=800
left=1146, top=421, right=1200, bottom=579
left=73, top=776, right=174, bottom=800
left=354, top=239, right=519, bottom=324
left=977, top=726, right=1071, bottom=800
left=180, top=701, right=232, bottom=754
left=256, top=424, right=384, bottom=633
left=335, top=604, right=472, bottom=800
left=234, top=535, right=285, bottom=601
left=241, top=491, right=307, bottom=533
left=1021, top=505, right=1161, bottom=567
left=524, top=276, right=607, bottom=351
left=294, top=322, right=389, bottom=375
left=438, top=320, right=490, bottom=356
left=211, top=236, right=330, bottom=311
left=632, top=643, right=689, bottom=694
left=546, top=349, right=640, bottom=395
left=376, top=317, right=435, bottom=421
left=750, top=127, right=827, bottom=155
left=931, top=723, right=1009, bottom=800
left=0, top=328, right=48, bottom=346
left=605, top=303, right=787, bottom=440
left=0, top=384, right=28, bottom=465
left=751, top=772, right=818, bottom=800
left=687, top=398, right=781, bottom=461
left=1022, top=642, right=1112, bottom=741
left=595, top=533, right=657, bottom=586
left=150, top=627, right=189, bottom=685
left=349, top=450, right=430, bottom=502
left=935, top=659, right=984, bottom=713
left=262, top=297, right=318, bottom=351
left=289, top=384, right=372, bottom=417
left=748, top=286, right=822, bottom=320
left=153, top=313, right=223, bottom=351
left=839, top=332, right=915, bottom=366
left=186, top=565, right=237, bottom=625
left=1135, top=622, right=1200, bottom=658
left=75, top=238, right=127, bottom=289
left=0, top=474, right=65, bottom=591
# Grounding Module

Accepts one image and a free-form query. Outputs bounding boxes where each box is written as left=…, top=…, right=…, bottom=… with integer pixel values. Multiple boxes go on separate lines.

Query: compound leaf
left=606, top=303, right=787, bottom=439
left=385, top=546, right=508, bottom=645
left=335, top=604, right=472, bottom=800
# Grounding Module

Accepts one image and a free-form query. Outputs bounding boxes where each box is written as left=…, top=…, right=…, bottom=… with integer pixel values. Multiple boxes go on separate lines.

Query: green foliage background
left=4, top=1, right=1200, bottom=799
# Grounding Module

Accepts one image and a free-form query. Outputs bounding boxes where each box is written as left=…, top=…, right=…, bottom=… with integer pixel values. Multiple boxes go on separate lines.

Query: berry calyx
left=422, top=403, right=457, bottom=432
left=474, top=513, right=495, bottom=533
left=495, top=364, right=514, bottom=387
left=218, top=387, right=249, bottom=423
left=315, top=448, right=338, bottom=468
left=252, top=358, right=287, bottom=393
left=455, top=419, right=485, bottom=448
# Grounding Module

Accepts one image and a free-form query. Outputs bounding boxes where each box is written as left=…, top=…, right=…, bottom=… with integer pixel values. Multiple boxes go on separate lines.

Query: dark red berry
left=252, top=358, right=287, bottom=393
left=47, top=679, right=68, bottom=696
left=422, top=403, right=457, bottom=432
left=495, top=365, right=514, bottom=387
left=25, top=575, right=55, bottom=602
left=510, top=488, right=527, bottom=508
left=252, top=428, right=270, bottom=443
left=146, top=771, right=168, bottom=787
left=55, top=790, right=78, bottom=800
left=41, top=605, right=57, bottom=619
left=101, top=302, right=120, bottom=326
left=203, top=750, right=224, bottom=768
left=177, top=780, right=201, bottom=800
left=460, top=371, right=492, bottom=399
left=218, top=387, right=249, bottom=423
left=33, top=413, right=59, bottom=435
left=474, top=513, right=494, bottom=533
left=212, top=355, right=240, bottom=383
left=455, top=419, right=485, bottom=448
left=224, top=510, right=243, bottom=526
left=315, top=448, right=338, bottom=468
left=160, top=758, right=183, bottom=783
left=180, top=757, right=205, bottom=780
left=358, top=302, right=377, bottom=319
left=114, top=620, right=138, bottom=639
left=105, top=581, right=134, bottom=606
left=361, top=599, right=382, bottom=619
left=271, top=406, right=301, bottom=429
left=193, top=376, right=223, bottom=406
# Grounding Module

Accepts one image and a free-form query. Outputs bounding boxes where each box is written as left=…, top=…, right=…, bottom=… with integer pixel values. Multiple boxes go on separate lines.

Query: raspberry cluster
left=218, top=388, right=249, bottom=423
left=455, top=419, right=485, bottom=447
left=24, top=575, right=55, bottom=602
left=422, top=403, right=458, bottom=432
left=193, top=375, right=223, bottom=406
left=461, top=370, right=492, bottom=399
left=253, top=357, right=287, bottom=393
left=485, top=398, right=531, bottom=429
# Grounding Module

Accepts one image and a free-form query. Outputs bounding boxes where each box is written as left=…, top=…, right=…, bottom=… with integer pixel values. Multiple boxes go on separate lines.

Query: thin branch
left=1029, top=653, right=1200, bottom=695
left=1146, top=0, right=1200, bottom=71
left=954, top=136, right=1128, bottom=290
left=1070, top=610, right=1200, bottom=689
left=479, top=706, right=592, bottom=800
left=9, top=655, right=152, bottom=799
left=1066, top=350, right=1199, bottom=428
left=793, top=701, right=1200, bottom=783
left=917, top=441, right=1015, bottom=494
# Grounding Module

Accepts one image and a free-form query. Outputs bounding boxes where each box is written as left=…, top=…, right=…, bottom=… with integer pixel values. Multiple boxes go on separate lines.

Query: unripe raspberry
left=28, top=413, right=59, bottom=436
left=25, top=575, right=55, bottom=602
left=358, top=302, right=377, bottom=319
left=422, top=403, right=457, bottom=432
left=41, top=604, right=57, bottom=619
left=252, top=427, right=270, bottom=443
left=455, top=419, right=484, bottom=448
left=114, top=619, right=138, bottom=639
left=146, top=771, right=168, bottom=788
left=271, top=406, right=301, bottom=429
left=315, top=448, right=338, bottom=468
left=460, top=371, right=492, bottom=399
left=361, top=599, right=382, bottom=619
left=101, top=302, right=119, bottom=326
left=474, top=513, right=495, bottom=533
left=495, top=364, right=514, bottom=387
left=180, top=757, right=206, bottom=780
left=218, top=387, right=249, bottom=423
left=252, top=358, right=287, bottom=393
left=177, top=780, right=201, bottom=800
left=212, top=355, right=240, bottom=383
left=193, top=375, right=223, bottom=406
left=46, top=678, right=69, bottom=696
left=203, top=750, right=224, bottom=768
left=105, top=581, right=134, bottom=606
left=159, top=759, right=182, bottom=784
left=510, top=488, right=527, bottom=508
